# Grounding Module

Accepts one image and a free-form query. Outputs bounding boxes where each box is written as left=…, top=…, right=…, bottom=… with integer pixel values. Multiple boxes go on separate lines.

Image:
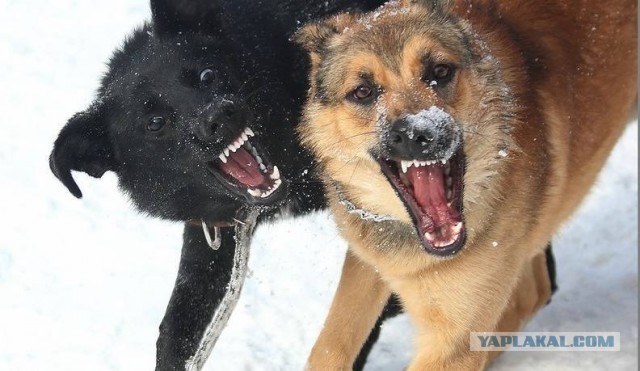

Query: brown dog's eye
left=427, top=64, right=456, bottom=87
left=349, top=84, right=377, bottom=104
left=354, top=85, right=372, bottom=99
left=433, top=64, right=451, bottom=80
left=147, top=116, right=166, bottom=132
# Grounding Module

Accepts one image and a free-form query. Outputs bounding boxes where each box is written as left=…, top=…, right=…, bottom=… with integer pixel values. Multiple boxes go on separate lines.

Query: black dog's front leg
left=156, top=223, right=237, bottom=371
left=353, top=295, right=403, bottom=371
left=156, top=221, right=404, bottom=371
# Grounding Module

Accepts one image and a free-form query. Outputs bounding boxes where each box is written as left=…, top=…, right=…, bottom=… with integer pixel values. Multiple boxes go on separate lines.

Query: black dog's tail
left=545, top=243, right=558, bottom=297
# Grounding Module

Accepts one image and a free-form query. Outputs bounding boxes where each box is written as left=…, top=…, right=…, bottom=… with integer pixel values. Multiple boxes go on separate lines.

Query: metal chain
left=333, top=181, right=396, bottom=223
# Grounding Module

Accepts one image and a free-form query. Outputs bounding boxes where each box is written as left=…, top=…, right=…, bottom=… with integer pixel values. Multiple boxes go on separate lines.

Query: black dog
left=49, top=0, right=400, bottom=370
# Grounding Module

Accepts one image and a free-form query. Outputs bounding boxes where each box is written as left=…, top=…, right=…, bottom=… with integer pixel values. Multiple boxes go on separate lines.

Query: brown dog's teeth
left=401, top=160, right=410, bottom=173
left=425, top=232, right=436, bottom=242
left=452, top=222, right=462, bottom=234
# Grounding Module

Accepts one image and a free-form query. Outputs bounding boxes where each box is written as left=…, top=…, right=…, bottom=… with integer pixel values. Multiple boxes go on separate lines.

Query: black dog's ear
left=49, top=100, right=117, bottom=198
left=150, top=0, right=224, bottom=36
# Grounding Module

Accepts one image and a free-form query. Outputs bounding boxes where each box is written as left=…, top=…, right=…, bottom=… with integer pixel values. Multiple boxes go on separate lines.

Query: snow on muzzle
left=380, top=107, right=466, bottom=256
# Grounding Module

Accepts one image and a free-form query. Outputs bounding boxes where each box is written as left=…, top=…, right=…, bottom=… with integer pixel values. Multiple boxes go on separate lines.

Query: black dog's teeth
left=217, top=127, right=268, bottom=174
left=217, top=127, right=255, bottom=164
left=213, top=126, right=283, bottom=198
left=243, top=139, right=269, bottom=174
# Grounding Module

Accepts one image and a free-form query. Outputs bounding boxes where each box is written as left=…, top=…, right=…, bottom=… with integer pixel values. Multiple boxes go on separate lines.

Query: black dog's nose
left=386, top=109, right=459, bottom=160
left=197, top=100, right=245, bottom=140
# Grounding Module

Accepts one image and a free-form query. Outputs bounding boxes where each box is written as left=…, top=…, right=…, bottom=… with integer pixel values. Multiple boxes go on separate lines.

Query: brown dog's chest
left=330, top=196, right=443, bottom=278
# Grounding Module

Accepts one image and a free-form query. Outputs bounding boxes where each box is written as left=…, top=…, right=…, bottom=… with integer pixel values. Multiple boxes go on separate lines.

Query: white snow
left=0, top=1, right=636, bottom=370
left=406, top=106, right=455, bottom=132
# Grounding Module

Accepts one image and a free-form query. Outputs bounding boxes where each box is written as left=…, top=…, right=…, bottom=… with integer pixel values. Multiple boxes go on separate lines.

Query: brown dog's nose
left=386, top=108, right=459, bottom=160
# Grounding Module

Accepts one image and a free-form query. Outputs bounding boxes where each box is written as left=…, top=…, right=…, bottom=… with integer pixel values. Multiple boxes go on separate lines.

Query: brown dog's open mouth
left=207, top=127, right=284, bottom=202
left=378, top=150, right=466, bottom=257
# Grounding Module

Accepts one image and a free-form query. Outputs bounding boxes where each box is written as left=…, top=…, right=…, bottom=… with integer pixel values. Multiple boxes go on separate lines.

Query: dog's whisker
left=460, top=127, right=498, bottom=140
left=244, top=81, right=285, bottom=101
left=324, top=131, right=377, bottom=149
left=287, top=180, right=325, bottom=184
left=334, top=156, right=360, bottom=174
left=287, top=153, right=368, bottom=184
left=348, top=158, right=362, bottom=184
left=236, top=74, right=260, bottom=95
left=311, top=110, right=380, bottom=130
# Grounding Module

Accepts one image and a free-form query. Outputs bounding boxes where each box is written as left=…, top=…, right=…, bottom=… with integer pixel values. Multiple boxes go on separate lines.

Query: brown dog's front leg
left=392, top=248, right=523, bottom=371
left=487, top=247, right=555, bottom=363
left=307, top=249, right=391, bottom=370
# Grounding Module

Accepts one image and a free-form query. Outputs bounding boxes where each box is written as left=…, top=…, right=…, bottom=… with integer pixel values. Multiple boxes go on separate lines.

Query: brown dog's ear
left=293, top=13, right=356, bottom=54
left=49, top=99, right=117, bottom=198
left=400, top=0, right=454, bottom=14
left=293, top=22, right=335, bottom=54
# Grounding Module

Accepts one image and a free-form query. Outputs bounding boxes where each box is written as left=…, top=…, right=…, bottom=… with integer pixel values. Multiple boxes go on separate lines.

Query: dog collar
left=200, top=220, right=221, bottom=250
left=332, top=181, right=396, bottom=223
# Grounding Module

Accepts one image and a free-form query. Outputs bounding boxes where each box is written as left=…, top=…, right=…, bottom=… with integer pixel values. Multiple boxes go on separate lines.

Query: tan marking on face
left=400, top=36, right=460, bottom=80
left=339, top=53, right=391, bottom=99
left=300, top=4, right=521, bottom=240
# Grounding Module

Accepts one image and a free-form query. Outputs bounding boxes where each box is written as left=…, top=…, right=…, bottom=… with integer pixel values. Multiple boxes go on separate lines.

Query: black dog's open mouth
left=207, top=127, right=285, bottom=202
left=378, top=150, right=466, bottom=257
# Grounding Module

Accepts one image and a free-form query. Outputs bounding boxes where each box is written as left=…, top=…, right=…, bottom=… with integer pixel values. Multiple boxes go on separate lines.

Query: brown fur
left=295, top=0, right=637, bottom=369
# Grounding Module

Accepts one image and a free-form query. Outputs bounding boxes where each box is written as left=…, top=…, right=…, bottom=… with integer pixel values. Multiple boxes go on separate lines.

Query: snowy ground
left=0, top=1, right=637, bottom=370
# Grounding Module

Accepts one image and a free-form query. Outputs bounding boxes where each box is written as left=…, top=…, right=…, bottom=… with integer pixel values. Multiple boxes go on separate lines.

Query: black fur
left=354, top=295, right=403, bottom=371
left=49, top=0, right=395, bottom=370
left=545, top=243, right=558, bottom=303
left=157, top=224, right=238, bottom=366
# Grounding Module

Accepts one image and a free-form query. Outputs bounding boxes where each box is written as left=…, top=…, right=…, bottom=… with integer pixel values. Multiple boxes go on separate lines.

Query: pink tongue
left=407, top=165, right=451, bottom=228
left=218, top=147, right=267, bottom=187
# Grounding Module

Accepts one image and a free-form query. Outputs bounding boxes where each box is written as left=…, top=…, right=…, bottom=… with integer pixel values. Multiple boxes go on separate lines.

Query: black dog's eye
left=147, top=116, right=166, bottom=132
left=349, top=84, right=377, bottom=104
left=199, top=68, right=216, bottom=85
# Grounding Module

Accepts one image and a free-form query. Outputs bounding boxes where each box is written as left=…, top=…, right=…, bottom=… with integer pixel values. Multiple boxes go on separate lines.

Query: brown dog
left=294, top=0, right=637, bottom=369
